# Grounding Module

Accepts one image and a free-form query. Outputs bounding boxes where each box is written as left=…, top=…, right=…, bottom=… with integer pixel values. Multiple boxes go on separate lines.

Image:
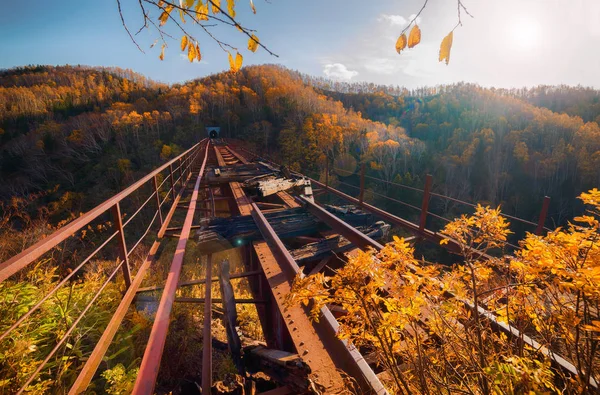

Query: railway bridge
left=1, top=138, right=590, bottom=394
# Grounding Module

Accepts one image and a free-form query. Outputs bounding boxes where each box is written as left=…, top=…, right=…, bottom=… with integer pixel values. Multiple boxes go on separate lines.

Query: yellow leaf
left=195, top=0, right=209, bottom=20
left=179, top=9, right=186, bottom=23
left=250, top=0, right=256, bottom=14
left=181, top=36, right=188, bottom=52
left=186, top=0, right=195, bottom=7
left=439, top=31, right=453, bottom=65
left=159, top=44, right=165, bottom=61
left=395, top=33, right=407, bottom=54
left=235, top=52, right=243, bottom=70
left=196, top=43, right=202, bottom=61
left=227, top=0, right=235, bottom=17
left=228, top=52, right=235, bottom=72
left=408, top=24, right=421, bottom=48
left=248, top=34, right=259, bottom=52
left=159, top=11, right=169, bottom=26
left=188, top=42, right=196, bottom=62
left=212, top=0, right=221, bottom=13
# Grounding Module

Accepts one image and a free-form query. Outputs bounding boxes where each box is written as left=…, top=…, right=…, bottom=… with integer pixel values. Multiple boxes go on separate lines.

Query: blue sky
left=2, top=0, right=600, bottom=88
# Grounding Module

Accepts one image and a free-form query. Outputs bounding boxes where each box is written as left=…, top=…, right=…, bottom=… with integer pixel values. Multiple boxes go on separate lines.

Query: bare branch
left=117, top=0, right=145, bottom=53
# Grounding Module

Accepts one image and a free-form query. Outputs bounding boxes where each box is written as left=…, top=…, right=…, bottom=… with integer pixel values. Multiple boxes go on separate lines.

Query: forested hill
left=2, top=64, right=600, bottom=227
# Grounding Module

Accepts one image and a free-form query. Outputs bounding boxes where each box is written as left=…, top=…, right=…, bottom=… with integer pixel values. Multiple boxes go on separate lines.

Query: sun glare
left=508, top=15, right=541, bottom=50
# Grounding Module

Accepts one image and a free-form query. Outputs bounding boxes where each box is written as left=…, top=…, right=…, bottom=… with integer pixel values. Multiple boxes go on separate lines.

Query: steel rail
left=68, top=158, right=199, bottom=394
left=17, top=260, right=123, bottom=394
left=250, top=202, right=389, bottom=394
left=370, top=189, right=422, bottom=212
left=296, top=195, right=597, bottom=390
left=126, top=210, right=160, bottom=260
left=0, top=140, right=205, bottom=283
left=132, top=142, right=210, bottom=395
left=123, top=190, right=157, bottom=228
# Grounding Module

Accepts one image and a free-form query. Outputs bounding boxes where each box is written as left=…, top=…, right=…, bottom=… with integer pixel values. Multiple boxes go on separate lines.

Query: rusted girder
left=250, top=202, right=388, bottom=394
left=132, top=142, right=210, bottom=395
left=68, top=155, right=200, bottom=394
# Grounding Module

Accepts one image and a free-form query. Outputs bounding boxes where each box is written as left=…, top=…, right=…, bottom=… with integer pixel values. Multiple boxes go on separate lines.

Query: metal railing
left=0, top=139, right=207, bottom=393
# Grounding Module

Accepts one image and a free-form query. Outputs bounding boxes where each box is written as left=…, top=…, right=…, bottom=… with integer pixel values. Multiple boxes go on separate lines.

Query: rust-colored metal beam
left=68, top=159, right=198, bottom=394
left=419, top=174, right=432, bottom=231
left=153, top=175, right=164, bottom=226
left=132, top=142, right=210, bottom=395
left=136, top=270, right=263, bottom=293
left=110, top=202, right=132, bottom=288
left=0, top=140, right=205, bottom=283
left=535, top=196, right=551, bottom=235
left=202, top=185, right=215, bottom=394
left=250, top=203, right=388, bottom=394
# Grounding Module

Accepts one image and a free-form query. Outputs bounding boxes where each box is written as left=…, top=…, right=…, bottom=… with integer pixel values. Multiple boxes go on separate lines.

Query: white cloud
left=363, top=57, right=398, bottom=75
left=378, top=14, right=407, bottom=26
left=323, top=63, right=359, bottom=81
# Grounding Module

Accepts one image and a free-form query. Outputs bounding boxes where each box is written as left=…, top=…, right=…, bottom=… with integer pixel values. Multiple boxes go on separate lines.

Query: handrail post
left=358, top=163, right=365, bottom=205
left=325, top=156, right=329, bottom=189
left=535, top=196, right=551, bottom=235
left=111, top=202, right=131, bottom=288
left=153, top=175, right=164, bottom=226
left=419, top=174, right=432, bottom=231
left=178, top=158, right=184, bottom=187
left=169, top=163, right=176, bottom=202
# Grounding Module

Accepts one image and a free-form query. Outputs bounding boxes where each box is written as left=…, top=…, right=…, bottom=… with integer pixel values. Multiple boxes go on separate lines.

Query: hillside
left=2, top=64, right=600, bottom=228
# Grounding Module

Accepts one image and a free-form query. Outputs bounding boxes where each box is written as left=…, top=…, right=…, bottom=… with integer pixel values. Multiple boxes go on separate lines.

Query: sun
left=507, top=15, right=541, bottom=51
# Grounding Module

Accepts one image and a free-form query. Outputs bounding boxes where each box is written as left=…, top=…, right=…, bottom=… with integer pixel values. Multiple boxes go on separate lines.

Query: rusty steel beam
left=68, top=157, right=199, bottom=394
left=535, top=196, right=551, bottom=235
left=152, top=175, right=164, bottom=226
left=110, top=202, right=132, bottom=288
left=0, top=140, right=205, bottom=283
left=135, top=296, right=267, bottom=304
left=296, top=195, right=597, bottom=390
left=136, top=270, right=263, bottom=294
left=250, top=203, right=388, bottom=394
left=202, top=256, right=213, bottom=394
left=419, top=174, right=432, bottom=231
left=132, top=142, right=210, bottom=395
left=202, top=185, right=215, bottom=394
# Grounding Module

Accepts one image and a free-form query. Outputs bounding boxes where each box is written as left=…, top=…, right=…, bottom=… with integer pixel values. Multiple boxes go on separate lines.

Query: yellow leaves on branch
left=181, top=36, right=188, bottom=51
left=195, top=0, right=209, bottom=21
left=188, top=42, right=196, bottom=62
left=227, top=0, right=236, bottom=17
left=248, top=34, right=259, bottom=52
left=195, top=43, right=201, bottom=62
left=395, top=24, right=455, bottom=65
left=228, top=52, right=243, bottom=72
left=158, top=5, right=173, bottom=26
left=396, top=24, right=420, bottom=55
left=408, top=25, right=421, bottom=48
left=211, top=0, right=221, bottom=14
left=439, top=31, right=453, bottom=65
left=395, top=34, right=407, bottom=54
